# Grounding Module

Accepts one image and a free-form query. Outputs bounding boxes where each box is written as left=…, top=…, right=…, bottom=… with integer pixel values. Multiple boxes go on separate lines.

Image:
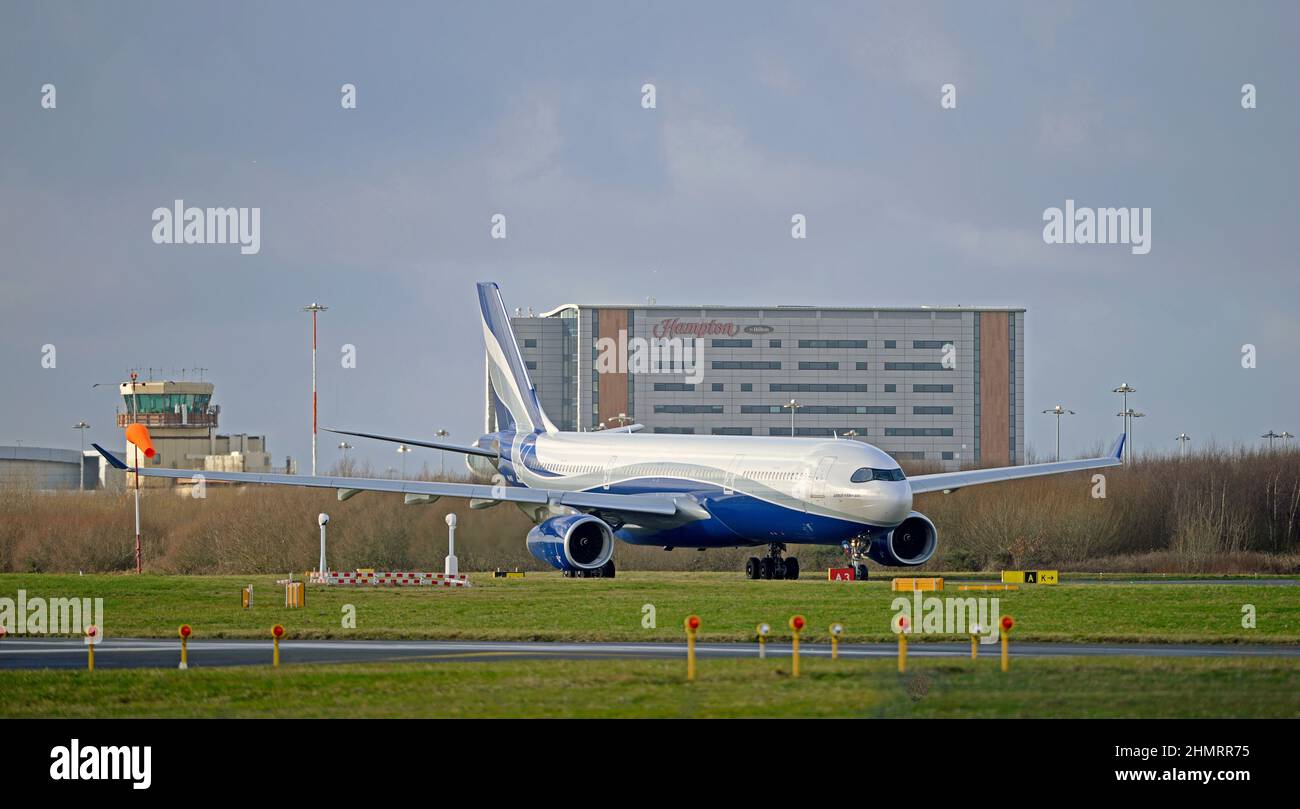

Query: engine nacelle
left=526, top=514, right=615, bottom=572
left=868, top=511, right=938, bottom=567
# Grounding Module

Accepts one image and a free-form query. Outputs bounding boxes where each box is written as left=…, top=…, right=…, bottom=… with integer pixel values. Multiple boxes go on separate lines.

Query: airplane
left=96, top=281, right=1125, bottom=581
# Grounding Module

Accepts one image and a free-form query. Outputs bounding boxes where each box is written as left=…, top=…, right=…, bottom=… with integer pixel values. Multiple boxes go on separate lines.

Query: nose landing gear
left=843, top=537, right=870, bottom=581
left=745, top=543, right=800, bottom=580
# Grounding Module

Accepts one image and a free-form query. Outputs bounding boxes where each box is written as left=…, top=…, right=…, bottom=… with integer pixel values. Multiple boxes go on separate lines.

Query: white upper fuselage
left=503, top=429, right=915, bottom=531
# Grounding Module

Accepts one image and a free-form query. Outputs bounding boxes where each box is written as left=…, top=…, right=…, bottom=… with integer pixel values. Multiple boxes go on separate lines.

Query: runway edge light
left=895, top=615, right=909, bottom=673
left=272, top=624, right=285, bottom=668
left=684, top=615, right=700, bottom=682
left=178, top=624, right=192, bottom=670
left=1000, top=616, right=1015, bottom=673
left=788, top=615, right=805, bottom=678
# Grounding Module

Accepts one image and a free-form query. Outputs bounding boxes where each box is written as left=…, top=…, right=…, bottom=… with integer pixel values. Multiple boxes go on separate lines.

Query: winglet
left=1109, top=433, right=1126, bottom=460
left=92, top=443, right=129, bottom=470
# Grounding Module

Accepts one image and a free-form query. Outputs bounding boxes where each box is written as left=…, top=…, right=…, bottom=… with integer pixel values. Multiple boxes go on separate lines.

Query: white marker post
left=445, top=513, right=458, bottom=577
left=317, top=513, right=330, bottom=581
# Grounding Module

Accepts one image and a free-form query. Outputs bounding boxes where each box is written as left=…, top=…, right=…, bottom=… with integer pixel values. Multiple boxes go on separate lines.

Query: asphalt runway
left=2, top=637, right=1298, bottom=670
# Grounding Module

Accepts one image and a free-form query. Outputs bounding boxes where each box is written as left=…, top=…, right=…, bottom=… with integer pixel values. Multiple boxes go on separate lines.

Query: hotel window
left=741, top=383, right=753, bottom=392
left=913, top=384, right=954, bottom=393
left=769, top=383, right=868, bottom=393
left=523, top=338, right=538, bottom=348
left=711, top=427, right=752, bottom=436
left=884, top=384, right=896, bottom=392
left=653, top=382, right=696, bottom=391
left=885, top=427, right=954, bottom=437
left=912, top=340, right=952, bottom=349
left=711, top=383, right=724, bottom=392
left=798, top=339, right=868, bottom=349
left=913, top=406, right=954, bottom=415
left=711, top=339, right=752, bottom=348
left=653, top=426, right=696, bottom=434
left=525, top=361, right=537, bottom=370
left=884, top=362, right=949, bottom=371
left=769, top=339, right=782, bottom=348
left=713, top=361, right=781, bottom=370
left=855, top=362, right=869, bottom=370
left=654, top=404, right=724, bottom=414
left=883, top=340, right=897, bottom=348
left=798, top=361, right=839, bottom=371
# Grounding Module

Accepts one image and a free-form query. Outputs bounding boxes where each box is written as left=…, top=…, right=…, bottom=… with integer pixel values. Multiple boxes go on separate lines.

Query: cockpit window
left=850, top=467, right=906, bottom=483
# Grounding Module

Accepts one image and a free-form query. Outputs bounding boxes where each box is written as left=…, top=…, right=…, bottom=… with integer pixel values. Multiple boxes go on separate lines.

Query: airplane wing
left=908, top=434, right=1125, bottom=495
left=324, top=427, right=497, bottom=458
left=91, top=444, right=677, bottom=517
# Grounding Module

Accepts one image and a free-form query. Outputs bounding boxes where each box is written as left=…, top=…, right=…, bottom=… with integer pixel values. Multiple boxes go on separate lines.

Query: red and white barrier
left=311, top=571, right=471, bottom=588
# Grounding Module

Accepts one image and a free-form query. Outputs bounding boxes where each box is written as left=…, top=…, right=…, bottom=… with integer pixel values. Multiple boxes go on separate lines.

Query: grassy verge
left=2, top=656, right=1297, bottom=718
left=2, top=571, right=1297, bottom=644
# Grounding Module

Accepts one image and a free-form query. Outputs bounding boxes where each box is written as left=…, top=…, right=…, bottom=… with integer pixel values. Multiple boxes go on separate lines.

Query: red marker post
left=84, top=624, right=99, bottom=671
left=178, top=624, right=192, bottom=670
left=788, top=615, right=805, bottom=678
left=684, top=615, right=700, bottom=681
left=272, top=624, right=285, bottom=668
left=1000, top=616, right=1014, bottom=672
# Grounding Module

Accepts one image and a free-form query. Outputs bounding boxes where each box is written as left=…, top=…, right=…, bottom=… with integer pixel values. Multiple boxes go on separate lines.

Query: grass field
left=2, top=656, right=1298, bottom=718
left=2, top=571, right=1298, bottom=644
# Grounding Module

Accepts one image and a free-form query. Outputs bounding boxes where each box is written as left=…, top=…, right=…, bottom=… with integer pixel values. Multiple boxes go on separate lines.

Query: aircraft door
left=810, top=456, right=836, bottom=499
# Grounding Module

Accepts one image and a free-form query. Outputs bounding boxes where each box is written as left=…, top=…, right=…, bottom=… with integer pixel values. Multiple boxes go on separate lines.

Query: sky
left=1, top=1, right=1298, bottom=471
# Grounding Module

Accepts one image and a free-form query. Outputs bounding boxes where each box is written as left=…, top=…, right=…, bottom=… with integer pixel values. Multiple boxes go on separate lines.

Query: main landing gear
left=843, top=537, right=870, bottom=581
left=744, top=543, right=800, bottom=580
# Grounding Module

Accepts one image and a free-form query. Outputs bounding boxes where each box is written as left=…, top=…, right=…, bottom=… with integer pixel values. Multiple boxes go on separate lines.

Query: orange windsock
left=125, top=423, right=156, bottom=458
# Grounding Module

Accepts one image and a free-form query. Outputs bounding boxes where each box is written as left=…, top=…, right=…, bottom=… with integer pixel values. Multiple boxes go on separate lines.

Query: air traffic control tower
left=116, top=373, right=277, bottom=487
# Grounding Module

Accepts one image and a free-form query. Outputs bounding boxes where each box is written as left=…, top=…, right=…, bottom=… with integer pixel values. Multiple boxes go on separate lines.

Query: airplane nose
left=879, top=481, right=913, bottom=524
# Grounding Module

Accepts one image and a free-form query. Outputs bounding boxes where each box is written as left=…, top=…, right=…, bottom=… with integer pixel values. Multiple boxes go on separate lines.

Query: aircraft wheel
left=772, top=559, right=787, bottom=580
left=745, top=557, right=761, bottom=579
left=760, top=557, right=775, bottom=579
left=785, top=557, right=800, bottom=580
left=854, top=563, right=869, bottom=581
left=600, top=560, right=616, bottom=579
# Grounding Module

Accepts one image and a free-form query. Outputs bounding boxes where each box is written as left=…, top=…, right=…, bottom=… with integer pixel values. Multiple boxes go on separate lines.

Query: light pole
left=302, top=302, right=328, bottom=476
left=435, top=429, right=449, bottom=478
left=73, top=421, right=90, bottom=491
left=1281, top=431, right=1295, bottom=450
left=397, top=444, right=411, bottom=479
left=1262, top=430, right=1280, bottom=451
left=1112, top=383, right=1136, bottom=461
left=1175, top=432, right=1191, bottom=458
left=336, top=441, right=353, bottom=475
left=782, top=399, right=803, bottom=437
left=1040, top=405, right=1075, bottom=461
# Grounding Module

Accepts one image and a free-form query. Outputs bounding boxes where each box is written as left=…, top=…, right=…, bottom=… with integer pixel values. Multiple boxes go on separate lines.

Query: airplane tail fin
left=477, top=282, right=557, bottom=435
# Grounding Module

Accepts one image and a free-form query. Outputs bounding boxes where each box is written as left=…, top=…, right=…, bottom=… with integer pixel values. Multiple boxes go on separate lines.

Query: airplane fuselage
left=492, top=429, right=914, bottom=549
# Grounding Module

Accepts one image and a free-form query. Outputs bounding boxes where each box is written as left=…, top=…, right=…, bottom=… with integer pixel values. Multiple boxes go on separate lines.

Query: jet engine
left=526, top=514, right=615, bottom=573
left=867, top=511, right=938, bottom=566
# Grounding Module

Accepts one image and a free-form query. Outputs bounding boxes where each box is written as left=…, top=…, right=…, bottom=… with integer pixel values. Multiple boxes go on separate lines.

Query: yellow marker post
left=829, top=623, right=843, bottom=660
left=1000, top=616, right=1014, bottom=672
left=895, top=615, right=909, bottom=673
left=970, top=624, right=980, bottom=660
left=178, top=624, right=192, bottom=670
left=756, top=623, right=770, bottom=659
left=788, top=615, right=805, bottom=678
left=684, top=615, right=700, bottom=681
left=272, top=624, right=285, bottom=668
